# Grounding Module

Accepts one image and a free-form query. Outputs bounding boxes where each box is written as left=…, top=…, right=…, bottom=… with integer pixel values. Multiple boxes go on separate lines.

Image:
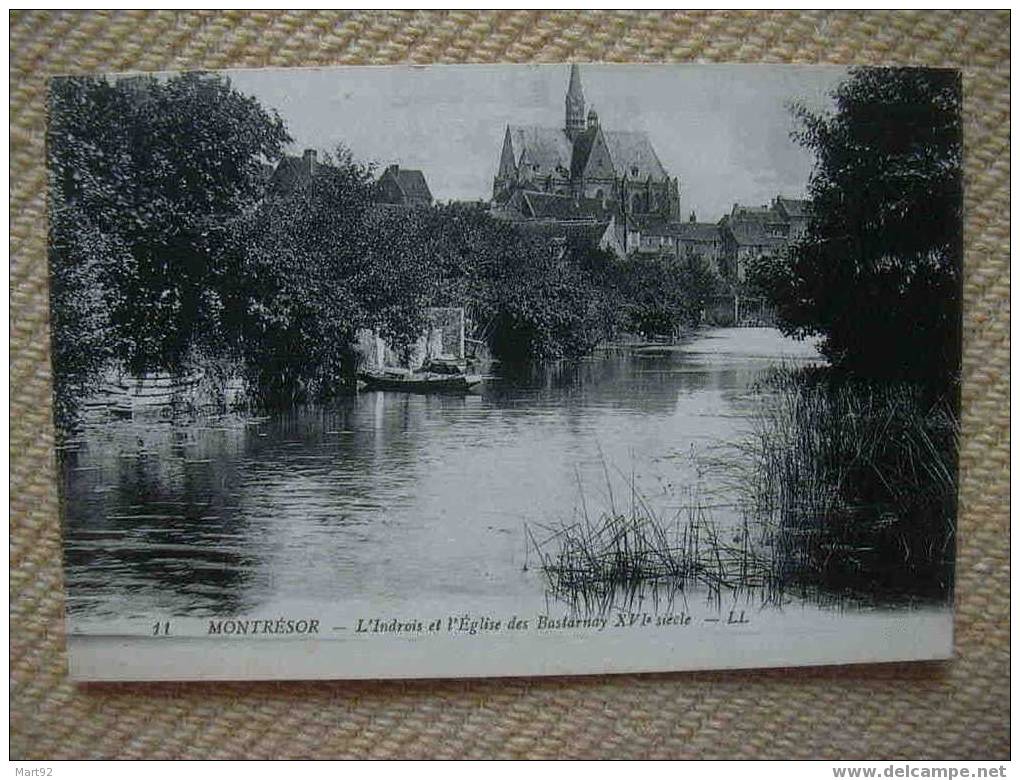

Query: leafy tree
left=220, top=148, right=380, bottom=404
left=47, top=71, right=291, bottom=422
left=676, top=247, right=724, bottom=323
left=615, top=248, right=720, bottom=337
left=48, top=77, right=134, bottom=427
left=477, top=231, right=621, bottom=362
left=754, top=67, right=963, bottom=389
left=362, top=205, right=622, bottom=364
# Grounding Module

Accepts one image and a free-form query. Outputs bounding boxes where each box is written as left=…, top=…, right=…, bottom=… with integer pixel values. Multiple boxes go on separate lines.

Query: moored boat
left=358, top=367, right=483, bottom=392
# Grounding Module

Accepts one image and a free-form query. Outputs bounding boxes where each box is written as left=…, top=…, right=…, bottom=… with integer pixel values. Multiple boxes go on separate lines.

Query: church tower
left=565, top=64, right=585, bottom=141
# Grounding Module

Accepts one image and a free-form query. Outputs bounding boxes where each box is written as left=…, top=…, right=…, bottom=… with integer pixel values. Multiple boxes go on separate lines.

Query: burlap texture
left=10, top=10, right=1009, bottom=759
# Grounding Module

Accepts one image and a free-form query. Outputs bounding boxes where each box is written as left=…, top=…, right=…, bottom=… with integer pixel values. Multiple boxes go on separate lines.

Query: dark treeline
left=48, top=72, right=716, bottom=429
left=749, top=66, right=963, bottom=394
left=745, top=67, right=963, bottom=603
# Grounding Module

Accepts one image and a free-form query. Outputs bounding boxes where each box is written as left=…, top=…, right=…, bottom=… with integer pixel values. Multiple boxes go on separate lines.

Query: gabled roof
left=724, top=220, right=787, bottom=248
left=775, top=196, right=811, bottom=218
left=506, top=125, right=573, bottom=176
left=570, top=126, right=599, bottom=178
left=521, top=191, right=582, bottom=220
left=269, top=155, right=313, bottom=193
left=380, top=166, right=432, bottom=203
left=729, top=204, right=775, bottom=222
left=632, top=216, right=681, bottom=237
left=603, top=131, right=668, bottom=180
left=575, top=197, right=621, bottom=222
left=678, top=222, right=722, bottom=242
left=516, top=219, right=613, bottom=246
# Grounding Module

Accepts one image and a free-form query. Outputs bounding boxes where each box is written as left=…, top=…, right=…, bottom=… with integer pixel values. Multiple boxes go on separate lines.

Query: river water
left=61, top=328, right=824, bottom=621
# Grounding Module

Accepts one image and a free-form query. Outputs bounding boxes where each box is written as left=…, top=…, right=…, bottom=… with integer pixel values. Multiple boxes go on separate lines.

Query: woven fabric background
left=10, top=10, right=1009, bottom=759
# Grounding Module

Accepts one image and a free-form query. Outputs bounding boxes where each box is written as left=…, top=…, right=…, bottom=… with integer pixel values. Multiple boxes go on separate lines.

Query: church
left=492, top=65, right=681, bottom=220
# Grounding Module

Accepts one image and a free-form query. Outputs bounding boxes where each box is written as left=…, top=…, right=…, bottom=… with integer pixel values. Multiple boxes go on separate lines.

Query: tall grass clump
left=743, top=368, right=958, bottom=605
left=526, top=470, right=783, bottom=615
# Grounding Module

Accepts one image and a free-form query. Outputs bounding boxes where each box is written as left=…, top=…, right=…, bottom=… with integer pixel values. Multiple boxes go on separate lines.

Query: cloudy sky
left=229, top=63, right=847, bottom=222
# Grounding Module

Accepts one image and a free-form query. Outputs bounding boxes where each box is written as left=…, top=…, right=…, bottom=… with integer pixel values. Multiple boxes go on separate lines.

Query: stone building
left=492, top=65, right=680, bottom=221
left=676, top=218, right=725, bottom=272
left=268, top=148, right=319, bottom=195
left=376, top=164, right=434, bottom=207
left=772, top=196, right=812, bottom=241
left=717, top=197, right=811, bottom=281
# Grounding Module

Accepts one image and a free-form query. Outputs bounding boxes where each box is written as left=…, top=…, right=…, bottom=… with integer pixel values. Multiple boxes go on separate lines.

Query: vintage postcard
left=48, top=63, right=962, bottom=681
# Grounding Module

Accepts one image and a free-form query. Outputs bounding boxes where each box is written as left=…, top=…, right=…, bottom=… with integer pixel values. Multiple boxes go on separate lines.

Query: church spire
left=565, top=64, right=585, bottom=141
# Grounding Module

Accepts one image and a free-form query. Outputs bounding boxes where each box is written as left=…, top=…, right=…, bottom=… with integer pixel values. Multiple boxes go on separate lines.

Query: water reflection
left=61, top=328, right=822, bottom=619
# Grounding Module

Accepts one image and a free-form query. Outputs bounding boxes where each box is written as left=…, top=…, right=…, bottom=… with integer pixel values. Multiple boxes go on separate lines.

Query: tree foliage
left=751, top=67, right=963, bottom=388
left=364, top=205, right=624, bottom=364
left=216, top=149, right=380, bottom=404
left=47, top=72, right=291, bottom=418
left=616, top=247, right=721, bottom=337
left=48, top=72, right=723, bottom=426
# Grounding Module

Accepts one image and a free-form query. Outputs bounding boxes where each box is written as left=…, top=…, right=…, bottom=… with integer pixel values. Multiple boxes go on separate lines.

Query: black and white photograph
left=48, top=62, right=963, bottom=681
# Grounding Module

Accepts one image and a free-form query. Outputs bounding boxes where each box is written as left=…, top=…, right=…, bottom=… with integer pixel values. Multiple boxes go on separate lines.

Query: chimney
left=303, top=149, right=317, bottom=175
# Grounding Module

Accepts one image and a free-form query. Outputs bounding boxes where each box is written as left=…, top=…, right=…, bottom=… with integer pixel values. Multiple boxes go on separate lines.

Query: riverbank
left=531, top=359, right=957, bottom=610
left=62, top=328, right=814, bottom=620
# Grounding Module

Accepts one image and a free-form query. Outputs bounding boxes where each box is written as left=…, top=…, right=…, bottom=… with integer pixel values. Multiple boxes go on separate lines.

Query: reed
left=526, top=471, right=783, bottom=615
left=739, top=369, right=958, bottom=604
left=529, top=368, right=958, bottom=612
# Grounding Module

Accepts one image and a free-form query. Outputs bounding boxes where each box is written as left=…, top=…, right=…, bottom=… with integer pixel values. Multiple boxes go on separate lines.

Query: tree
left=48, top=77, right=134, bottom=427
left=754, top=67, right=963, bottom=389
left=615, top=248, right=720, bottom=338
left=220, top=148, right=379, bottom=404
left=47, top=72, right=291, bottom=416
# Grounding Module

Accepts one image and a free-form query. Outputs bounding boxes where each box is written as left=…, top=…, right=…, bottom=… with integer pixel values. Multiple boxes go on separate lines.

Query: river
left=61, top=327, right=824, bottom=622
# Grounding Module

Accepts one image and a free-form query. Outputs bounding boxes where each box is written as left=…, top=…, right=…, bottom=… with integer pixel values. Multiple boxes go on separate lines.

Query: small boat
left=358, top=366, right=483, bottom=393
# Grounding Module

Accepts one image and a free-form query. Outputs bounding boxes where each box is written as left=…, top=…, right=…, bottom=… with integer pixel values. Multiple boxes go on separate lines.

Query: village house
left=717, top=197, right=811, bottom=281
left=676, top=216, right=725, bottom=273
left=268, top=148, right=319, bottom=195
left=772, top=195, right=812, bottom=241
left=266, top=153, right=435, bottom=211
left=376, top=164, right=434, bottom=207
left=625, top=212, right=724, bottom=274
left=514, top=217, right=626, bottom=261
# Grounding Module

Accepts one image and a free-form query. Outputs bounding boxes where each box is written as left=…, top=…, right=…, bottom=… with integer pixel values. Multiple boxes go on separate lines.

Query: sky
left=228, top=63, right=848, bottom=223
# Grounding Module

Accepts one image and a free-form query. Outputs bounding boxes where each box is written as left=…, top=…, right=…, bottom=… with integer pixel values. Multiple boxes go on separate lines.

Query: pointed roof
left=269, top=154, right=314, bottom=194
left=603, top=131, right=668, bottom=180
left=521, top=191, right=583, bottom=220
left=678, top=222, right=722, bottom=242
left=516, top=219, right=613, bottom=247
left=570, top=125, right=599, bottom=178
left=567, top=64, right=584, bottom=104
left=775, top=196, right=811, bottom=219
left=506, top=125, right=573, bottom=176
left=378, top=165, right=433, bottom=203
left=724, top=220, right=787, bottom=248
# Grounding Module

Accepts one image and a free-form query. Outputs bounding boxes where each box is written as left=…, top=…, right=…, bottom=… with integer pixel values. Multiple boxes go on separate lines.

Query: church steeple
left=565, top=64, right=585, bottom=141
